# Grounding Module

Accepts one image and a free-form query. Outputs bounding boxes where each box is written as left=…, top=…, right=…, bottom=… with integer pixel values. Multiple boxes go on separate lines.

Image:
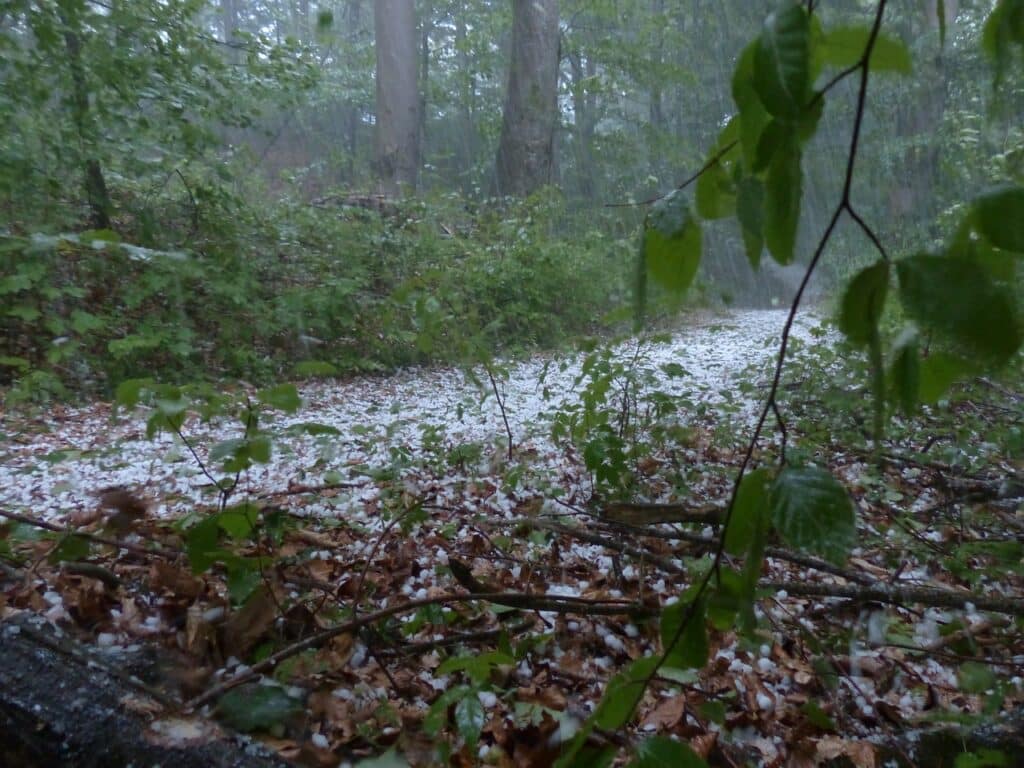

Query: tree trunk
left=454, top=5, right=478, bottom=190
left=374, top=0, right=420, bottom=195
left=0, top=615, right=291, bottom=768
left=494, top=0, right=560, bottom=197
left=58, top=0, right=112, bottom=230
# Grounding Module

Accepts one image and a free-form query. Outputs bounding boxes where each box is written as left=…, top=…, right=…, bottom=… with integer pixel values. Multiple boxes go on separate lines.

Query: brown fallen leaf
left=815, top=737, right=877, bottom=768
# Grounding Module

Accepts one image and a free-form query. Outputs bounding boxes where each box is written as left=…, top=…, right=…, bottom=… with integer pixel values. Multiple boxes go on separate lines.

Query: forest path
left=0, top=308, right=822, bottom=525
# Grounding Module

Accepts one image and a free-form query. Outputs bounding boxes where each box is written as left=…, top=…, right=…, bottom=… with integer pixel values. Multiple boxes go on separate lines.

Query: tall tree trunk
left=58, top=0, right=111, bottom=230
left=344, top=0, right=363, bottom=182
left=568, top=45, right=595, bottom=200
left=419, top=1, right=432, bottom=171
left=374, top=0, right=420, bottom=195
left=222, top=0, right=240, bottom=62
left=494, top=0, right=559, bottom=197
left=454, top=5, right=478, bottom=189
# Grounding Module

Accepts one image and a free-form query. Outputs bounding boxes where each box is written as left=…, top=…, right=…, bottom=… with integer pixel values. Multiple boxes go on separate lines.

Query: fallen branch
left=0, top=508, right=177, bottom=561
left=765, top=581, right=1024, bottom=616
left=183, top=590, right=647, bottom=712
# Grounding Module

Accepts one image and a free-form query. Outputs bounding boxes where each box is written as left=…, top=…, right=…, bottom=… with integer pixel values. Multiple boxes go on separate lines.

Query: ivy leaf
left=897, top=253, right=1022, bottom=364
left=972, top=186, right=1024, bottom=253
left=736, top=177, right=765, bottom=269
left=643, top=192, right=702, bottom=294
left=631, top=736, right=708, bottom=768
left=754, top=5, right=810, bottom=122
left=818, top=26, right=912, bottom=74
left=661, top=598, right=709, bottom=670
left=594, top=656, right=659, bottom=730
left=771, top=467, right=855, bottom=566
left=216, top=684, right=301, bottom=733
left=764, top=132, right=802, bottom=265
left=838, top=261, right=889, bottom=346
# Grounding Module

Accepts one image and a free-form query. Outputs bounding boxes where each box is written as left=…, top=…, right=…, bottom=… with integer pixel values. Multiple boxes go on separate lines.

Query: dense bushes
left=0, top=192, right=634, bottom=402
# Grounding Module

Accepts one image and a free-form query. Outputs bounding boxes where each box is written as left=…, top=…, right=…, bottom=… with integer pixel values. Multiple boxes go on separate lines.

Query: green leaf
left=983, top=0, right=1024, bottom=87
left=888, top=331, right=920, bottom=416
left=725, top=468, right=772, bottom=556
left=258, top=383, right=301, bottom=413
left=218, top=504, right=259, bottom=539
left=185, top=515, right=224, bottom=574
left=972, top=186, right=1024, bottom=253
left=838, top=261, right=889, bottom=346
left=754, top=5, right=810, bottom=121
left=919, top=352, right=969, bottom=404
left=732, top=42, right=771, bottom=172
left=631, top=736, right=708, bottom=768
left=699, top=700, right=726, bottom=725
left=736, top=177, right=765, bottom=269
left=49, top=534, right=91, bottom=564
left=801, top=700, right=836, bottom=731
left=661, top=598, right=709, bottom=670
left=594, top=656, right=659, bottom=730
left=897, top=254, right=1022, bottom=364
left=355, top=748, right=409, bottom=768
left=763, top=132, right=802, bottom=265
left=454, top=694, right=485, bottom=749
left=295, top=360, right=339, bottom=377
left=695, top=126, right=738, bottom=220
left=958, top=661, right=997, bottom=694
left=708, top=568, right=745, bottom=631
left=770, top=467, right=855, bottom=565
left=115, top=378, right=155, bottom=410
left=424, top=685, right=471, bottom=736
left=227, top=563, right=261, bottom=604
left=643, top=192, right=702, bottom=294
left=216, top=684, right=301, bottom=732
left=287, top=421, right=342, bottom=436
left=818, top=26, right=912, bottom=74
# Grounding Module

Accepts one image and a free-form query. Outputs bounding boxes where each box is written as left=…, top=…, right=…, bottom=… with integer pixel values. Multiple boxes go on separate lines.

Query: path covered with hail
left=0, top=309, right=811, bottom=524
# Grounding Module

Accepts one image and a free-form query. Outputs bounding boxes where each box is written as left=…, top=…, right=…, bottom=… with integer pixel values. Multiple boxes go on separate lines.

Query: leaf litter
left=1, top=308, right=1023, bottom=767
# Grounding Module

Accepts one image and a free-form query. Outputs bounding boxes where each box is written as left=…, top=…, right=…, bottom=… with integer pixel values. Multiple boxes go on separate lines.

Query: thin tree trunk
left=58, top=0, right=111, bottom=230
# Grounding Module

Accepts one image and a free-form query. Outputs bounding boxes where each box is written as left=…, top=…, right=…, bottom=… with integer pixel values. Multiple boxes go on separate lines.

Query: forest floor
left=1, top=308, right=1023, bottom=767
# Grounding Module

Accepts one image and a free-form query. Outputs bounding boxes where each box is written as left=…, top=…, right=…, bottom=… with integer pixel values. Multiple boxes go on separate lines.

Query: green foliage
left=642, top=191, right=702, bottom=295
left=215, top=684, right=302, bottom=733
left=770, top=467, right=855, bottom=566
left=630, top=736, right=708, bottom=768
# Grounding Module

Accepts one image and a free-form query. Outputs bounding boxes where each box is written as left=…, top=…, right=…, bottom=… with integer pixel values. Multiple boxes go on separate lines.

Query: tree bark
left=374, top=0, right=420, bottom=195
left=0, top=615, right=291, bottom=768
left=494, top=0, right=560, bottom=197
left=58, top=0, right=112, bottom=230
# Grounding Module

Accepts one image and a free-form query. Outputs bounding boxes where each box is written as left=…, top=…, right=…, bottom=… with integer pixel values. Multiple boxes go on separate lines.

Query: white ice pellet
left=477, top=690, right=498, bottom=708
left=311, top=733, right=329, bottom=749
left=604, top=634, right=625, bottom=653
left=756, top=692, right=774, bottom=711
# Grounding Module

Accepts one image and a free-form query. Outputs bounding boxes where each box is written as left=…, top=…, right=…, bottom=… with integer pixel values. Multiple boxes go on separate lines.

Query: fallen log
left=0, top=613, right=292, bottom=768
